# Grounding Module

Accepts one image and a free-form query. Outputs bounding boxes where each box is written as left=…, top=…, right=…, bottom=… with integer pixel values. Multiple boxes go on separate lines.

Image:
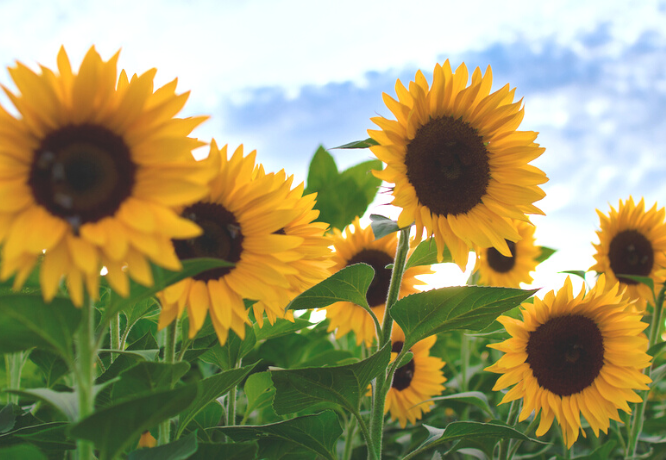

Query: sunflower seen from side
left=474, top=220, right=540, bottom=288
left=0, top=47, right=211, bottom=306
left=486, top=275, right=651, bottom=448
left=385, top=324, right=446, bottom=427
left=324, top=218, right=432, bottom=346
left=370, top=61, right=547, bottom=271
left=157, top=143, right=310, bottom=345
left=591, top=197, right=666, bottom=312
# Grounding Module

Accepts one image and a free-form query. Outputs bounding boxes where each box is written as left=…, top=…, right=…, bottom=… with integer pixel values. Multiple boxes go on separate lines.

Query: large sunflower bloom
left=591, top=197, right=666, bottom=311
left=370, top=61, right=547, bottom=270
left=245, top=165, right=334, bottom=327
left=474, top=220, right=539, bottom=288
left=158, top=142, right=314, bottom=345
left=0, top=47, right=211, bottom=306
left=324, top=218, right=432, bottom=346
left=385, top=324, right=446, bottom=427
left=486, top=275, right=652, bottom=448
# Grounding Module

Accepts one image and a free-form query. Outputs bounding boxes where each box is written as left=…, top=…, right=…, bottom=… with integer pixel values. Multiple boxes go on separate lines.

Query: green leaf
left=103, top=258, right=234, bottom=322
left=648, top=341, right=666, bottom=359
left=99, top=349, right=160, bottom=361
left=287, top=263, right=374, bottom=311
left=176, top=364, right=257, bottom=438
left=253, top=317, right=312, bottom=341
left=331, top=138, right=379, bottom=149
left=428, top=392, right=494, bottom=417
left=391, top=286, right=537, bottom=350
left=616, top=274, right=654, bottom=292
left=112, top=362, right=191, bottom=401
left=339, top=160, right=383, bottom=204
left=215, top=411, right=342, bottom=460
left=123, top=297, right=160, bottom=333
left=295, top=350, right=355, bottom=368
left=0, top=405, right=16, bottom=433
left=305, top=146, right=338, bottom=193
left=553, top=440, right=616, bottom=459
left=14, top=422, right=76, bottom=451
left=369, top=214, right=401, bottom=239
left=404, top=421, right=546, bottom=460
left=29, top=350, right=69, bottom=388
left=244, top=372, right=276, bottom=419
left=97, top=331, right=159, bottom=384
left=271, top=343, right=391, bottom=415
left=128, top=431, right=198, bottom=460
left=0, top=295, right=80, bottom=361
left=69, top=384, right=198, bottom=460
left=405, top=239, right=453, bottom=269
left=189, top=441, right=259, bottom=460
left=0, top=444, right=47, bottom=460
left=535, top=246, right=556, bottom=263
left=199, top=325, right=256, bottom=371
left=560, top=270, right=587, bottom=280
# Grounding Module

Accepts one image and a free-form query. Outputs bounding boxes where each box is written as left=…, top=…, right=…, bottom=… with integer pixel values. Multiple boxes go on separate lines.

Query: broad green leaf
left=287, top=263, right=374, bottom=311
left=253, top=317, right=312, bottom=341
left=112, top=362, right=191, bottom=401
left=295, top=350, right=355, bottom=368
left=553, top=440, right=616, bottom=459
left=0, top=295, right=80, bottom=361
left=403, top=421, right=545, bottom=460
left=243, top=372, right=276, bottom=420
left=99, top=349, right=160, bottom=361
left=176, top=364, right=257, bottom=438
left=331, top=138, right=379, bottom=149
left=13, top=422, right=76, bottom=451
left=560, top=270, right=587, bottom=280
left=215, top=411, right=342, bottom=460
left=339, top=160, right=383, bottom=204
left=102, top=258, right=234, bottom=322
left=369, top=214, right=401, bottom=239
left=184, top=401, right=224, bottom=438
left=648, top=341, right=666, bottom=359
left=616, top=274, right=654, bottom=292
left=0, top=405, right=16, bottom=433
left=123, top=297, right=160, bottom=333
left=0, top=444, right=47, bottom=460
left=69, top=384, right=198, bottom=460
left=535, top=246, right=556, bottom=263
left=189, top=441, right=259, bottom=460
left=29, top=350, right=69, bottom=388
left=427, top=392, right=494, bottom=417
left=199, top=325, right=255, bottom=371
left=405, top=239, right=453, bottom=269
left=128, top=431, right=198, bottom=460
left=271, top=343, right=391, bottom=415
left=305, top=146, right=338, bottom=193
left=391, top=286, right=537, bottom=350
left=97, top=331, right=159, bottom=384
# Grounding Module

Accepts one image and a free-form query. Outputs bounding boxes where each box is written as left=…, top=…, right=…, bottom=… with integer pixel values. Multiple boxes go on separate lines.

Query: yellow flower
left=474, top=220, right=540, bottom=288
left=385, top=324, right=446, bottom=427
left=158, top=142, right=316, bottom=345
left=137, top=431, right=157, bottom=449
left=591, top=197, right=666, bottom=311
left=0, top=47, right=210, bottom=306
left=486, top=275, right=652, bottom=448
left=324, top=218, right=431, bottom=346
left=370, top=61, right=547, bottom=270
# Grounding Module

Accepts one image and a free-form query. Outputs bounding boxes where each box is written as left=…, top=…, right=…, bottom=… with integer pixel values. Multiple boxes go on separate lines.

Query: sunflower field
left=0, top=47, right=664, bottom=460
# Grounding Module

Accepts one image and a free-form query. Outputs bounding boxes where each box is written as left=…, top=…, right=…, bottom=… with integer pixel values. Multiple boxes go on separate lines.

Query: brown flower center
left=391, top=341, right=415, bottom=390
left=486, top=240, right=517, bottom=273
left=404, top=116, right=490, bottom=216
left=29, top=124, right=136, bottom=232
left=347, top=249, right=394, bottom=307
left=173, top=203, right=243, bottom=281
left=526, top=314, right=604, bottom=396
left=608, top=230, right=654, bottom=285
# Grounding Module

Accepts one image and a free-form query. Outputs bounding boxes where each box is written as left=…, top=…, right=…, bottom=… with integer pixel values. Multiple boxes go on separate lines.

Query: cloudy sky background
left=1, top=0, right=665, bottom=293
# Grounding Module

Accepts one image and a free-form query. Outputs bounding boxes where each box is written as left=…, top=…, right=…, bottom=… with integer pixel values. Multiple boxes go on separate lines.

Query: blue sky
left=1, top=0, right=665, bottom=291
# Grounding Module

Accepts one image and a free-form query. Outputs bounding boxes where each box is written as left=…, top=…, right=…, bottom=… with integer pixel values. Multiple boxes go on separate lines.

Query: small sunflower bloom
left=385, top=324, right=446, bottom=427
left=370, top=61, right=547, bottom=270
left=324, top=218, right=432, bottom=346
left=591, top=197, right=666, bottom=311
left=0, top=46, right=211, bottom=306
left=137, top=431, right=157, bottom=449
left=486, top=275, right=652, bottom=448
left=474, top=220, right=540, bottom=288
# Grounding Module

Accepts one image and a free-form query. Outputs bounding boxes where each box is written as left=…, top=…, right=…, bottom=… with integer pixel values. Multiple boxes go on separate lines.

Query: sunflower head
left=385, top=324, right=446, bottom=427
left=486, top=275, right=651, bottom=448
left=0, top=46, right=212, bottom=306
left=474, top=220, right=540, bottom=288
left=324, top=218, right=432, bottom=346
left=369, top=61, right=547, bottom=271
left=591, top=197, right=666, bottom=311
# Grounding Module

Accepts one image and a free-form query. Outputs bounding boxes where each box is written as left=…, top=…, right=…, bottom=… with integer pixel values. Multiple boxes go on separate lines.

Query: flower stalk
left=75, top=297, right=97, bottom=460
left=159, top=319, right=178, bottom=446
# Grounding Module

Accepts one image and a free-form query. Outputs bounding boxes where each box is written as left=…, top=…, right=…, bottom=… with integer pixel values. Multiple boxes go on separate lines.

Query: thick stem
left=158, top=319, right=178, bottom=446
left=368, top=228, right=411, bottom=460
left=626, top=285, right=665, bottom=459
left=75, top=297, right=97, bottom=460
left=109, top=314, right=121, bottom=363
left=227, top=386, right=237, bottom=427
left=498, top=400, right=520, bottom=460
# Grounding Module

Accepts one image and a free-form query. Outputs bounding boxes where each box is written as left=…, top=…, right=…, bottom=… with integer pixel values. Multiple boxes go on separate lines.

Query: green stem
left=368, top=227, right=410, bottom=460
left=498, top=400, right=520, bottom=460
left=626, top=284, right=665, bottom=459
left=227, top=358, right=242, bottom=427
left=343, top=417, right=358, bottom=460
left=460, top=332, right=469, bottom=393
left=109, top=314, right=121, bottom=363
left=5, top=352, right=24, bottom=406
left=158, top=319, right=178, bottom=446
left=75, top=297, right=97, bottom=460
left=353, top=410, right=376, bottom=460
left=507, top=414, right=540, bottom=460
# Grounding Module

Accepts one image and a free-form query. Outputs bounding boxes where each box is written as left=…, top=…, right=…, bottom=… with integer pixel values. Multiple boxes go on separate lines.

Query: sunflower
left=158, top=142, right=316, bottom=345
left=591, top=197, right=666, bottom=312
left=385, top=324, right=446, bottom=427
left=474, top=220, right=540, bottom=288
left=0, top=46, right=211, bottom=306
left=369, top=61, right=547, bottom=271
left=486, top=275, right=652, bottom=448
left=245, top=164, right=335, bottom=327
left=324, top=218, right=432, bottom=346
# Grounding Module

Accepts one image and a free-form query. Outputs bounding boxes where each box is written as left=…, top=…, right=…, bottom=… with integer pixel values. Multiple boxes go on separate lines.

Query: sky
left=1, top=0, right=665, bottom=294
